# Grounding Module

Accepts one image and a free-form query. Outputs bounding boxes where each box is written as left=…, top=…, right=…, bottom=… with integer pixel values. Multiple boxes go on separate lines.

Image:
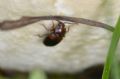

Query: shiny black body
left=43, top=21, right=66, bottom=46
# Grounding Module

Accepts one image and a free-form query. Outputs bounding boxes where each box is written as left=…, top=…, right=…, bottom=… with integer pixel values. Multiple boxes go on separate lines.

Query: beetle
left=38, top=20, right=67, bottom=46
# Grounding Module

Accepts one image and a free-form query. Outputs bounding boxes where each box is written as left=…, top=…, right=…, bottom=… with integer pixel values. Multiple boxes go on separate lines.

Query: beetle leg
left=40, top=24, right=49, bottom=31
left=49, top=20, right=55, bottom=32
left=65, top=22, right=79, bottom=32
left=66, top=26, right=70, bottom=32
left=51, top=20, right=55, bottom=29
left=40, top=23, right=52, bottom=34
left=36, top=33, right=48, bottom=38
left=36, top=23, right=51, bottom=38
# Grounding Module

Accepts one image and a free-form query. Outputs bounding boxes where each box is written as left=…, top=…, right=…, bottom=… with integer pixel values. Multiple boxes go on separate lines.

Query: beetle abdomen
left=43, top=36, right=63, bottom=46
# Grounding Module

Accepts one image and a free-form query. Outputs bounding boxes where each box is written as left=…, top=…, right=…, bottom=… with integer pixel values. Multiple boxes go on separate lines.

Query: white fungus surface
left=0, top=0, right=120, bottom=73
